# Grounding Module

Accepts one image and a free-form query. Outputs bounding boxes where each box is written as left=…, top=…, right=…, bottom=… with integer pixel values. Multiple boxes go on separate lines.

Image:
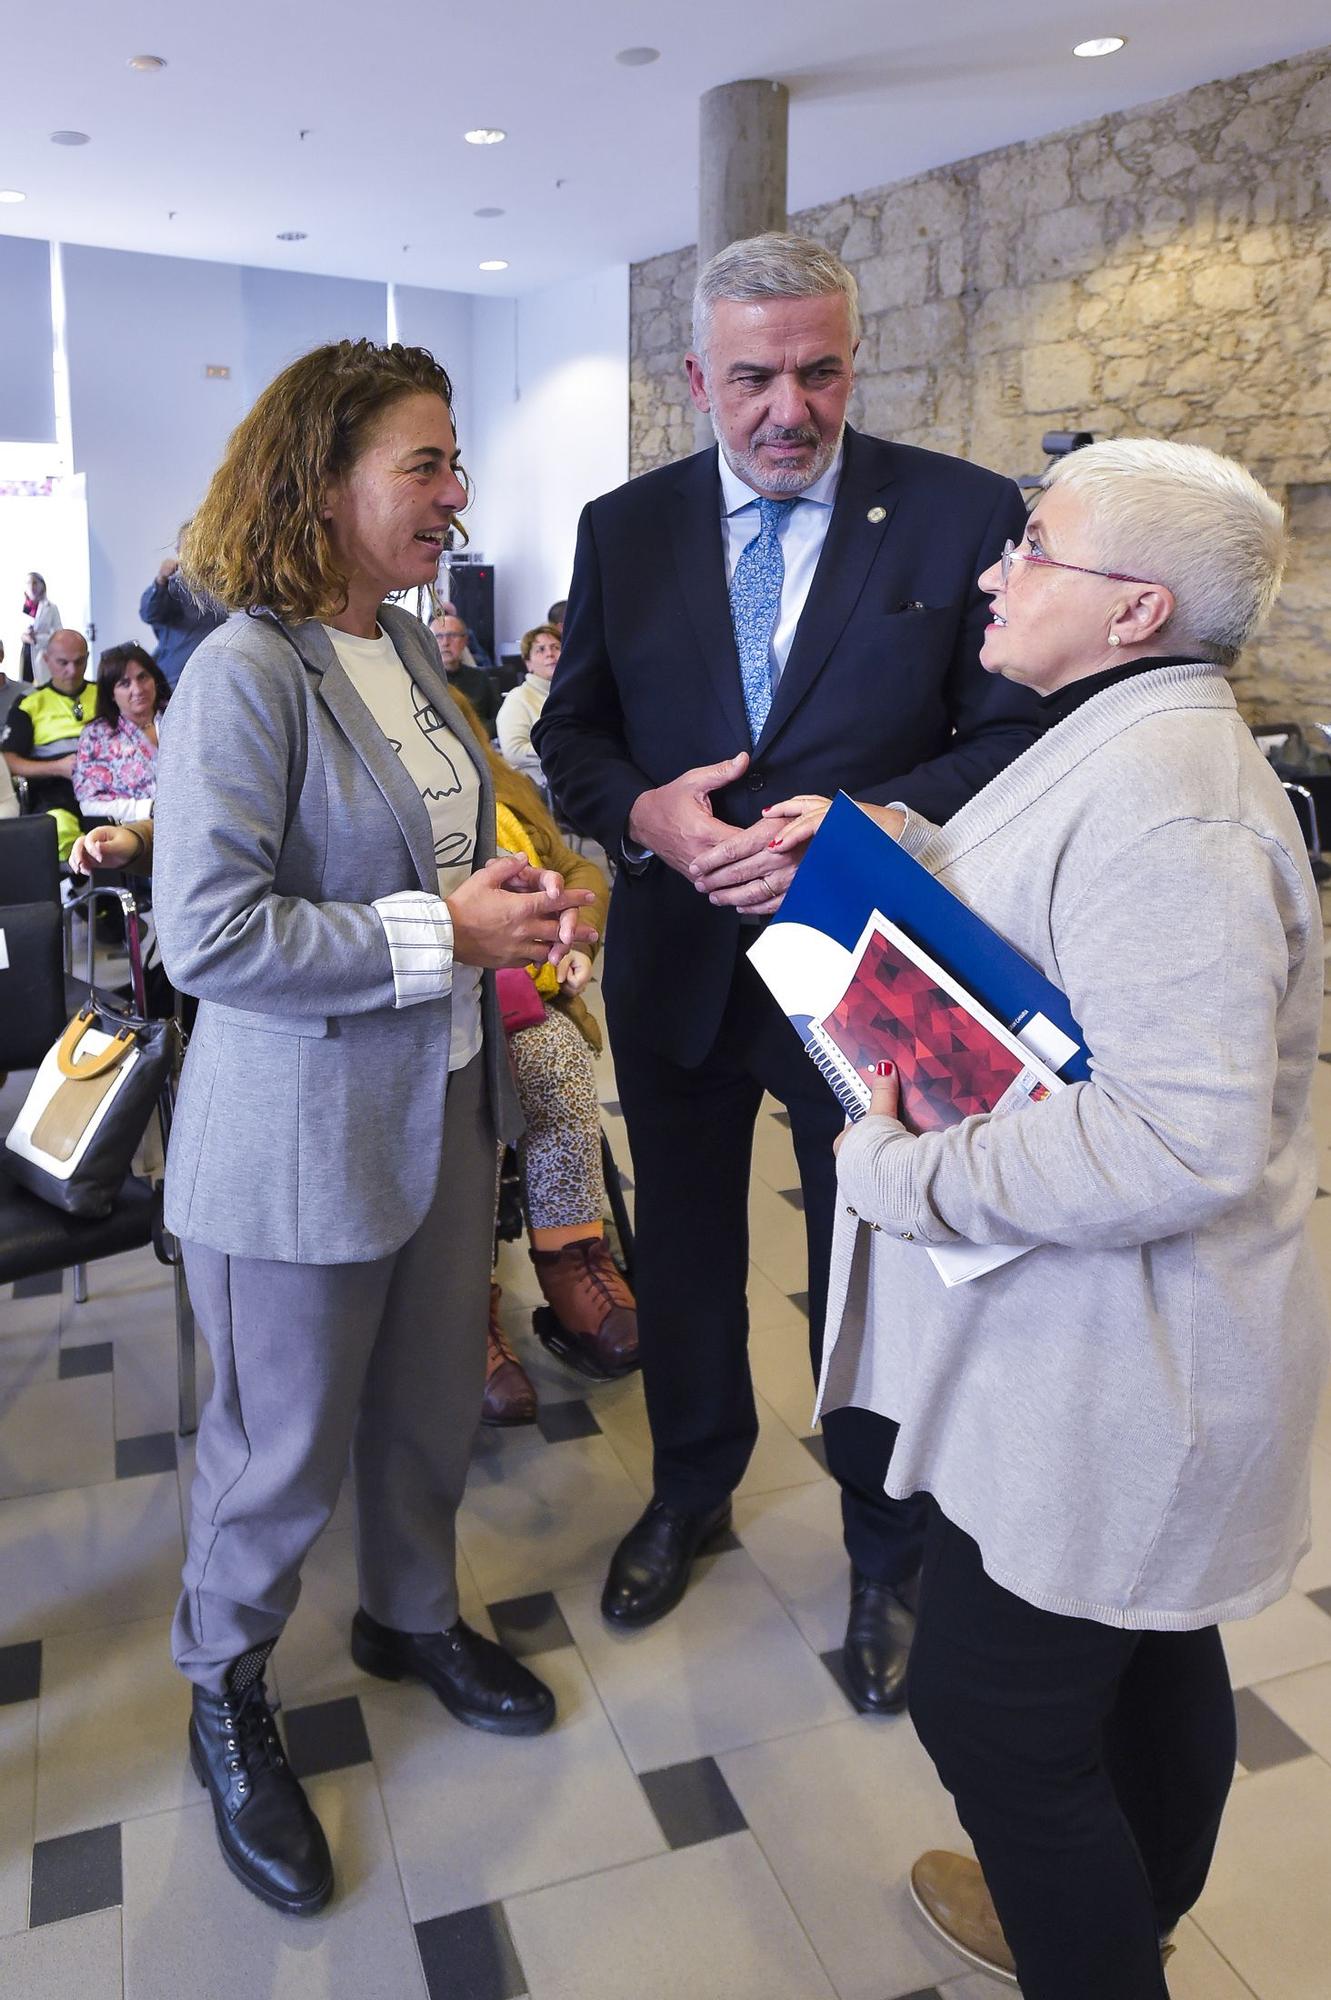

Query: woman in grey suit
left=153, top=340, right=597, bottom=1916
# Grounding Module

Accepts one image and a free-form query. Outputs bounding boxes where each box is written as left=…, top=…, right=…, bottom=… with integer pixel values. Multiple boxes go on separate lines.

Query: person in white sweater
left=496, top=622, right=559, bottom=782
left=765, top=440, right=1327, bottom=2000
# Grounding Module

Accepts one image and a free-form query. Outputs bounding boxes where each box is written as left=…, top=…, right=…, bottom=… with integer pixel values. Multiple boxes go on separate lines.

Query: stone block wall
left=628, top=46, right=1331, bottom=723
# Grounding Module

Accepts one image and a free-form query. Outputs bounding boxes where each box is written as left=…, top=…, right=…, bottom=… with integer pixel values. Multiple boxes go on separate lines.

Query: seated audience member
left=546, top=598, right=567, bottom=635
left=0, top=750, right=16, bottom=819
left=437, top=595, right=495, bottom=669
left=73, top=643, right=170, bottom=823
left=766, top=439, right=1327, bottom=2000
left=430, top=608, right=500, bottom=733
left=450, top=696, right=637, bottom=1423
left=139, top=552, right=226, bottom=688
left=496, top=624, right=560, bottom=781
left=433, top=597, right=477, bottom=662
left=0, top=628, right=93, bottom=849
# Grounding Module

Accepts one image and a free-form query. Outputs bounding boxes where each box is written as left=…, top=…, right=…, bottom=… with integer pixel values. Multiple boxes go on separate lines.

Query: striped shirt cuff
left=372, top=890, right=454, bottom=1008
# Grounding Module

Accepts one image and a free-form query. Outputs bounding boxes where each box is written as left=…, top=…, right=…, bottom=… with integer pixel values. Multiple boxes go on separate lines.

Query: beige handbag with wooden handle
left=30, top=1014, right=142, bottom=1162
left=4, top=1002, right=175, bottom=1216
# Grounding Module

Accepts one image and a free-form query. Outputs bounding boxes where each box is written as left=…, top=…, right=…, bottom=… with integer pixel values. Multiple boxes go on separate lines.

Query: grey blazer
left=153, top=603, right=521, bottom=1265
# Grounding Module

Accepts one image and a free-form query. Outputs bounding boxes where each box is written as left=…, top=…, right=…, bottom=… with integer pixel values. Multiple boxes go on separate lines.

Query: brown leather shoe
left=909, top=1851, right=1018, bottom=1985
left=531, top=1236, right=640, bottom=1380
left=911, top=1849, right=1178, bottom=1984
left=482, top=1284, right=537, bottom=1426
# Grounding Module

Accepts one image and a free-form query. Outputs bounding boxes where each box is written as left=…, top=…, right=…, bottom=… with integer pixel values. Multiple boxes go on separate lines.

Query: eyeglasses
left=999, top=538, right=1159, bottom=588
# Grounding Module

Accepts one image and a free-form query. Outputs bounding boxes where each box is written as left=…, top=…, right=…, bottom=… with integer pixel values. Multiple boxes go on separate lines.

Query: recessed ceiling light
left=464, top=127, right=506, bottom=146
left=1072, top=36, right=1126, bottom=57
left=127, top=54, right=167, bottom=72
left=479, top=259, right=509, bottom=272
left=474, top=206, right=505, bottom=218
left=50, top=130, right=91, bottom=147
left=276, top=230, right=308, bottom=241
left=615, top=47, right=660, bottom=66
left=0, top=189, right=26, bottom=204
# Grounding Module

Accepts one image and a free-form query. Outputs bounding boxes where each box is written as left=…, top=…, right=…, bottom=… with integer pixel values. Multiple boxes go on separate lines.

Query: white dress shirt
left=622, top=442, right=846, bottom=869
left=717, top=442, right=844, bottom=693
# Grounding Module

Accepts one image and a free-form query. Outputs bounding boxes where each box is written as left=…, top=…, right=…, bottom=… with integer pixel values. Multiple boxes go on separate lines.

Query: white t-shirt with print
left=326, top=625, right=483, bottom=1070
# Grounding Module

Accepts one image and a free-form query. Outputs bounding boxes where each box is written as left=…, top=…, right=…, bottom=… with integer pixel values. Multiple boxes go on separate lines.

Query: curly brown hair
left=180, top=339, right=462, bottom=624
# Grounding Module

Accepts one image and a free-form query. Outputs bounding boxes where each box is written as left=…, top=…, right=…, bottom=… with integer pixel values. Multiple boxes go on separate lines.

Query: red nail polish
left=767, top=839, right=781, bottom=849
left=875, top=1060, right=894, bottom=1076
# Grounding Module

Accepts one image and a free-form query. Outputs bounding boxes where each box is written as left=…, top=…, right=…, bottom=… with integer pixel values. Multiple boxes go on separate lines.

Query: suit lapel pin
left=867, top=505, right=887, bottom=524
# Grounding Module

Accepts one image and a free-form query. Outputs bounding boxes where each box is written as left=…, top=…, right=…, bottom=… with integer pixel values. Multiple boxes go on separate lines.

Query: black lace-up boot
left=188, top=1642, right=334, bottom=1915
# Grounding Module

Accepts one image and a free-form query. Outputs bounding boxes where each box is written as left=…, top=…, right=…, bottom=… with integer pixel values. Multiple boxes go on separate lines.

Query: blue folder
left=772, top=792, right=1092, bottom=1083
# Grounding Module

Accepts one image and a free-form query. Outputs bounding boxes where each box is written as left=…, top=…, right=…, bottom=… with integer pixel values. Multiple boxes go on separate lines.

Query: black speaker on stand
left=447, top=560, right=495, bottom=667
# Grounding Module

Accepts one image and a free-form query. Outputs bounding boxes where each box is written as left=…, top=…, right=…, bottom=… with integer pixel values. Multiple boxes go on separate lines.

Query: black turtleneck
left=1036, top=655, right=1209, bottom=729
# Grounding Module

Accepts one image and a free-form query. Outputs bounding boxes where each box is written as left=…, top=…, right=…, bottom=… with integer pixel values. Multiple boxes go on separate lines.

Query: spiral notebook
left=805, top=909, right=1062, bottom=1134
left=747, top=795, right=1087, bottom=1285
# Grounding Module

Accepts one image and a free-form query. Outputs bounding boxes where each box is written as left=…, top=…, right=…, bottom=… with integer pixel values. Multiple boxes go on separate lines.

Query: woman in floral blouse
left=72, top=642, right=170, bottom=822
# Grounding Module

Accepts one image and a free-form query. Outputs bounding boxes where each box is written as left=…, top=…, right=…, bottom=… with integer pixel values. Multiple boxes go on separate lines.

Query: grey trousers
left=173, top=1053, right=494, bottom=1693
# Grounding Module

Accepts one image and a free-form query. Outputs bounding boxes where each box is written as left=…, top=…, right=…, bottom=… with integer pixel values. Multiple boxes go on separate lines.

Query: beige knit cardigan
left=818, top=664, right=1329, bottom=1629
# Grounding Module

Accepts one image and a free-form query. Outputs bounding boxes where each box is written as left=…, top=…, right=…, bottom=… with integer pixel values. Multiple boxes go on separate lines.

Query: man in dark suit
left=534, top=233, right=1038, bottom=1710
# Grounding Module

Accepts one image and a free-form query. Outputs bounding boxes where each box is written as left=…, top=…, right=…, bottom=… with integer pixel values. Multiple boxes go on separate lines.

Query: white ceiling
left=3, top=1, right=1327, bottom=298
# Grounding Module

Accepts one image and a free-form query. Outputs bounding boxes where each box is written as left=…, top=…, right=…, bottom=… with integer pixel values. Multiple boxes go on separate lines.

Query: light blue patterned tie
left=729, top=496, right=794, bottom=743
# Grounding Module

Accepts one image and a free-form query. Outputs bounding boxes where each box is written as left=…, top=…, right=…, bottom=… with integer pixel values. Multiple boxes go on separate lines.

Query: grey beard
left=712, top=414, right=844, bottom=495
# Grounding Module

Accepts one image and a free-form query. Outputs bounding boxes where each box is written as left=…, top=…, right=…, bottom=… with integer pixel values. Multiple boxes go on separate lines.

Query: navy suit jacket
left=534, top=426, right=1039, bottom=1067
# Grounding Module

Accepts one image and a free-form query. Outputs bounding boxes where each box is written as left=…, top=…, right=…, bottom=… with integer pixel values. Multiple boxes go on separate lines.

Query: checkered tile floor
left=3, top=969, right=1331, bottom=1999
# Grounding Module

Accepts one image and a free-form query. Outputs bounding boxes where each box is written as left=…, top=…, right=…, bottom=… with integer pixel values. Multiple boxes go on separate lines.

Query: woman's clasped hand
left=445, top=851, right=597, bottom=969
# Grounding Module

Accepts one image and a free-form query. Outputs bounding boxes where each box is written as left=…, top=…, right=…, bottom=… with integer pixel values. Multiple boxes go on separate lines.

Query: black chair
left=0, top=823, right=198, bottom=1435
left=0, top=817, right=66, bottom=1070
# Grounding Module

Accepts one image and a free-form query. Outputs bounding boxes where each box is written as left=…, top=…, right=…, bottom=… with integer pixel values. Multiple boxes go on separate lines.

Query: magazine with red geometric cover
left=807, top=912, right=1059, bottom=1134
left=799, top=912, right=1055, bottom=1144
left=745, top=797, right=1085, bottom=1286
left=797, top=911, right=1063, bottom=1285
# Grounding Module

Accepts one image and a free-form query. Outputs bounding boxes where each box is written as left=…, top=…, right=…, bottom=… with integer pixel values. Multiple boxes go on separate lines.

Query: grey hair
left=1044, top=439, right=1288, bottom=668
left=691, top=232, right=861, bottom=360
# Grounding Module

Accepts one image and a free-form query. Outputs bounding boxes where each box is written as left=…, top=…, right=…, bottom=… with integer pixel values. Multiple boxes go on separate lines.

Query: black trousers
left=609, top=936, right=928, bottom=1582
left=908, top=1510, right=1235, bottom=2000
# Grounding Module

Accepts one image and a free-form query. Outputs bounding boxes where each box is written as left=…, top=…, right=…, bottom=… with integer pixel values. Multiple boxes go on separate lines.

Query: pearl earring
left=1107, top=633, right=1121, bottom=648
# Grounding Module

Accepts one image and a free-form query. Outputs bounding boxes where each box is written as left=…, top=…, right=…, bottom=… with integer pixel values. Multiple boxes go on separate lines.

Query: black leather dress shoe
left=601, top=1497, right=733, bottom=1628
left=350, top=1610, right=555, bottom=1736
left=842, top=1570, right=917, bottom=1715
left=189, top=1647, right=333, bottom=1916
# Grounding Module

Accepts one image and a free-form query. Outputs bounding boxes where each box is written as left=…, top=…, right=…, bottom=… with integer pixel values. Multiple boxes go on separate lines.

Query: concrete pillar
left=694, top=79, right=789, bottom=442
left=698, top=79, right=789, bottom=273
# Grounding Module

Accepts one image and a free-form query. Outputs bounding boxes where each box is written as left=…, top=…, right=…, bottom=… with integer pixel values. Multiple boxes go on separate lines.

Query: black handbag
left=3, top=1001, right=177, bottom=1217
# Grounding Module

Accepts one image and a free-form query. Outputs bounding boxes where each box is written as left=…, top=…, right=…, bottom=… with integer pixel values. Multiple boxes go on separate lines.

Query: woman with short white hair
left=769, top=439, right=1327, bottom=1998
